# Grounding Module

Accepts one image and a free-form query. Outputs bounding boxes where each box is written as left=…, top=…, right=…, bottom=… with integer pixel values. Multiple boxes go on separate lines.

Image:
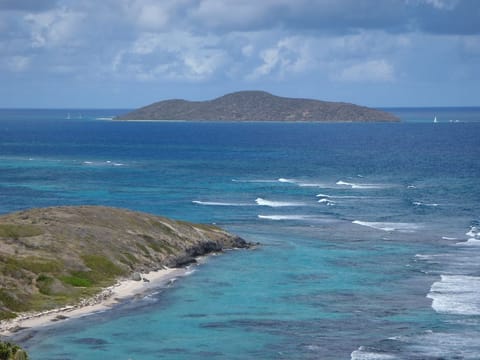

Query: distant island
left=0, top=206, right=250, bottom=325
left=116, top=91, right=399, bottom=122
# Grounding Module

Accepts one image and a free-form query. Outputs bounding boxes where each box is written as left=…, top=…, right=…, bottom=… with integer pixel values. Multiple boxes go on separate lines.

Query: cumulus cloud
left=248, top=36, right=312, bottom=80
left=420, top=0, right=460, bottom=10
left=0, top=0, right=478, bottom=107
left=121, top=0, right=190, bottom=31
left=112, top=31, right=228, bottom=81
left=24, top=7, right=86, bottom=48
left=2, top=55, right=30, bottom=72
left=338, top=60, right=395, bottom=82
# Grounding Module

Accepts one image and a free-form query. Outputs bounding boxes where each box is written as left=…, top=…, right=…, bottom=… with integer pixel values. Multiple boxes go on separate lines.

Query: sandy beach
left=0, top=267, right=185, bottom=337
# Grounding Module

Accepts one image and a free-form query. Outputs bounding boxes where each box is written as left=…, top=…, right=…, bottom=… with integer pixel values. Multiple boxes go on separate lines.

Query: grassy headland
left=0, top=206, right=250, bottom=321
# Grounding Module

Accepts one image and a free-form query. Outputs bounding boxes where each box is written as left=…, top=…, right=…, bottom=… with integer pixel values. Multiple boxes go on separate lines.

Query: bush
left=61, top=274, right=92, bottom=287
left=0, top=224, right=42, bottom=239
left=0, top=341, right=29, bottom=360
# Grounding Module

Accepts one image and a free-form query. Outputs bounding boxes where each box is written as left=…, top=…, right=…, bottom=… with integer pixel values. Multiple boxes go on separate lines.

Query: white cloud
left=112, top=31, right=228, bottom=81
left=337, top=59, right=395, bottom=82
left=24, top=7, right=85, bottom=48
left=421, top=0, right=460, bottom=10
left=189, top=0, right=278, bottom=30
left=248, top=36, right=312, bottom=80
left=122, top=0, right=169, bottom=30
left=241, top=44, right=254, bottom=57
left=3, top=55, right=31, bottom=72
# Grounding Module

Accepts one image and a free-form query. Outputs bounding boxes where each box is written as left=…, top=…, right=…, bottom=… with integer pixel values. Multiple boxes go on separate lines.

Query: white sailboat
left=433, top=116, right=437, bottom=123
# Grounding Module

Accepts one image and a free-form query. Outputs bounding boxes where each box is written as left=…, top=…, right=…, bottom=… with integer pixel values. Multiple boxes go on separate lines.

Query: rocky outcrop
left=116, top=90, right=399, bottom=122
left=0, top=206, right=251, bottom=320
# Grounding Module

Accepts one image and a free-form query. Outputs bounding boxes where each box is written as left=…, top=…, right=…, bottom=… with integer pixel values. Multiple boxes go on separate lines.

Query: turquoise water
left=1, top=108, right=480, bottom=359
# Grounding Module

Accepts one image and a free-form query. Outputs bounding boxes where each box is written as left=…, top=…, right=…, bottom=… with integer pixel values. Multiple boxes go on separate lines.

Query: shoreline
left=0, top=267, right=186, bottom=337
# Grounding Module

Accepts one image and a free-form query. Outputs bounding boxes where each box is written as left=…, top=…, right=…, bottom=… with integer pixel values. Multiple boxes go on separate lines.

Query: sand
left=0, top=267, right=185, bottom=336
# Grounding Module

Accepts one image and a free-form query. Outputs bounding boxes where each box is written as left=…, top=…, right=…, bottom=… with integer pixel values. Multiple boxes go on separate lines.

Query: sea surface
left=1, top=108, right=479, bottom=359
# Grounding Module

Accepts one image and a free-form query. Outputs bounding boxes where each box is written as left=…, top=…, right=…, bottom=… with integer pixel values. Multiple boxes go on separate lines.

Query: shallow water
left=1, top=108, right=479, bottom=359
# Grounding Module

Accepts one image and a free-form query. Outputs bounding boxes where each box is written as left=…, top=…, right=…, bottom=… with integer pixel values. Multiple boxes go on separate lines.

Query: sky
left=0, top=0, right=479, bottom=108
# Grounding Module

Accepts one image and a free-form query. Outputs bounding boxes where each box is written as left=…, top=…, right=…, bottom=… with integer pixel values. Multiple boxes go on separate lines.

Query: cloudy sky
left=1, top=0, right=479, bottom=108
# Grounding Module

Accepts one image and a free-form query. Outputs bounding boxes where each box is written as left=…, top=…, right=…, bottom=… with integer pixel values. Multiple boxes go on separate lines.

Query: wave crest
left=255, top=197, right=304, bottom=207
left=427, top=275, right=480, bottom=315
left=352, top=220, right=421, bottom=232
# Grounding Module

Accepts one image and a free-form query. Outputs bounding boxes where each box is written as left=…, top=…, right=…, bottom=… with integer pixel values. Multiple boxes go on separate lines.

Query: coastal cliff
left=116, top=91, right=399, bottom=122
left=0, top=206, right=250, bottom=321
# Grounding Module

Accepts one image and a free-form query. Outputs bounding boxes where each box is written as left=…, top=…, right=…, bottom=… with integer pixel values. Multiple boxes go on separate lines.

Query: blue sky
left=0, top=0, right=479, bottom=108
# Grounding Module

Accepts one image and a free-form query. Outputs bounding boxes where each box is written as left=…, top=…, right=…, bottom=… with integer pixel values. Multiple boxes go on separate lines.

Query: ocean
left=1, top=108, right=479, bottom=359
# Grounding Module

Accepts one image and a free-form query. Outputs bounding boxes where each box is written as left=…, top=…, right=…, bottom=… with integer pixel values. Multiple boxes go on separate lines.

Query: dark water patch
left=70, top=337, right=109, bottom=346
left=160, top=347, right=189, bottom=354
left=194, top=350, right=225, bottom=357
left=182, top=313, right=208, bottom=318
left=287, top=273, right=330, bottom=282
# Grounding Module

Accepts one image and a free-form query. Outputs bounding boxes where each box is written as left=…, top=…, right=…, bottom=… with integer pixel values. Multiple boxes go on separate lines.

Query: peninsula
left=116, top=91, right=399, bottom=122
left=0, top=206, right=250, bottom=330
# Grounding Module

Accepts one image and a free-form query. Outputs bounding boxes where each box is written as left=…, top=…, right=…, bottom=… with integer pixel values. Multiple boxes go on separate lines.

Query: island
left=0, top=206, right=251, bottom=330
left=116, top=91, right=399, bottom=122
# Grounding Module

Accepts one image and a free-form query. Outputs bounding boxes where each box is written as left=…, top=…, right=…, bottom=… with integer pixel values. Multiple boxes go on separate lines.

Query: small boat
left=433, top=116, right=437, bottom=123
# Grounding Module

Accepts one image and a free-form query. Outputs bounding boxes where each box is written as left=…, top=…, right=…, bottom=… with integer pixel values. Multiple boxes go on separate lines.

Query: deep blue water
left=1, top=108, right=480, bottom=359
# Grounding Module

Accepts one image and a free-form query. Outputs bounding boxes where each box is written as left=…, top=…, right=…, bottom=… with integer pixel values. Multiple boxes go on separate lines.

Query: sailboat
left=433, top=116, right=437, bottom=123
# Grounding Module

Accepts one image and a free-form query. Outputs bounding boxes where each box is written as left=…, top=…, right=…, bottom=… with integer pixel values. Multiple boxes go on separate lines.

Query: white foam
left=316, top=193, right=366, bottom=200
left=352, top=220, right=421, bottom=232
left=232, top=179, right=277, bottom=183
left=413, top=201, right=439, bottom=207
left=278, top=178, right=295, bottom=183
left=336, top=180, right=385, bottom=189
left=255, top=197, right=304, bottom=207
left=455, top=238, right=480, bottom=246
left=466, top=226, right=479, bottom=238
left=427, top=275, right=480, bottom=315
left=82, top=160, right=125, bottom=167
left=297, top=182, right=326, bottom=187
left=277, top=178, right=327, bottom=187
left=351, top=348, right=397, bottom=360
left=442, top=236, right=458, bottom=240
left=192, top=201, right=250, bottom=207
left=258, top=214, right=313, bottom=221
left=415, top=254, right=438, bottom=260
left=318, top=198, right=335, bottom=206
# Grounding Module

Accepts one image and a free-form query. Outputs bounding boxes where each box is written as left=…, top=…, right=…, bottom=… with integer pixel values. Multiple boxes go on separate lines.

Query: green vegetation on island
left=116, top=90, right=399, bottom=122
left=0, top=341, right=29, bottom=360
left=0, top=206, right=250, bottom=320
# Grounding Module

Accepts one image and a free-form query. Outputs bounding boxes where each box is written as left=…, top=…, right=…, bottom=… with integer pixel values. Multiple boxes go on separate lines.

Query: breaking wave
left=427, top=275, right=480, bottom=315
left=352, top=220, right=421, bottom=232
left=413, top=201, right=439, bottom=207
left=255, top=197, right=305, bottom=207
left=351, top=347, right=398, bottom=360
left=257, top=215, right=315, bottom=221
left=83, top=160, right=125, bottom=167
left=318, top=198, right=335, bottom=206
left=336, top=180, right=386, bottom=189
left=192, top=201, right=251, bottom=207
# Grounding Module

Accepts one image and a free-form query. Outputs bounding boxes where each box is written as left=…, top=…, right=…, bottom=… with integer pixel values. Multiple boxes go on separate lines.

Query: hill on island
left=0, top=206, right=249, bottom=320
left=116, top=91, right=399, bottom=122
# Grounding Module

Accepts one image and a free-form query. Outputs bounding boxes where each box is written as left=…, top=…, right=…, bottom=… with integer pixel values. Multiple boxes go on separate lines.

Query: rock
left=132, top=272, right=142, bottom=281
